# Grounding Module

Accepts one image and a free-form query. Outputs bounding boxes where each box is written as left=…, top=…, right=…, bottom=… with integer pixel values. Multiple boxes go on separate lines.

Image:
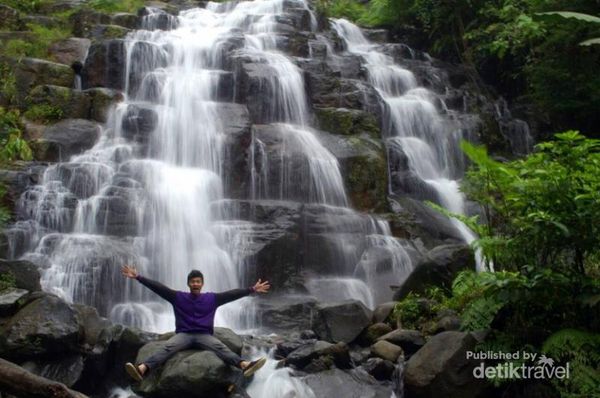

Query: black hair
left=187, top=270, right=204, bottom=283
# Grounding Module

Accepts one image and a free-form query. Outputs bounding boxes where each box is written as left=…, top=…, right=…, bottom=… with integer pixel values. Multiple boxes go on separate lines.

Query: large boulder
left=377, top=329, right=425, bottom=356
left=32, top=119, right=101, bottom=162
left=0, top=294, right=81, bottom=361
left=387, top=195, right=466, bottom=247
left=121, top=104, right=159, bottom=142
left=257, top=295, right=317, bottom=334
left=21, top=354, right=85, bottom=388
left=395, top=243, right=474, bottom=300
left=302, top=368, right=394, bottom=398
left=82, top=39, right=127, bottom=90
left=0, top=259, right=41, bottom=292
left=134, top=348, right=241, bottom=397
left=0, top=288, right=29, bottom=317
left=311, top=300, right=372, bottom=343
left=404, top=331, right=485, bottom=398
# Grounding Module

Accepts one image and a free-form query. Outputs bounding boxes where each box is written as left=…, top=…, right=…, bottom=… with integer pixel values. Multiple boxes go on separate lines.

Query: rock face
left=33, top=119, right=101, bottom=162
left=404, top=331, right=485, bottom=398
left=0, top=259, right=42, bottom=292
left=48, top=38, right=92, bottom=66
left=303, top=368, right=394, bottom=398
left=0, top=294, right=81, bottom=361
left=312, top=300, right=373, bottom=343
left=5, top=57, right=75, bottom=105
left=395, top=243, right=474, bottom=300
left=81, top=39, right=127, bottom=89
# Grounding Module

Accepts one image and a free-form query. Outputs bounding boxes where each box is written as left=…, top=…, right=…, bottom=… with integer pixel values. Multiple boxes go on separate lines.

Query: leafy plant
left=23, top=104, right=63, bottom=124
left=542, top=329, right=600, bottom=397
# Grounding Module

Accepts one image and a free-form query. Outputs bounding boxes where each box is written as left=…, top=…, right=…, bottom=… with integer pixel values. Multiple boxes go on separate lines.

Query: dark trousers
left=142, top=332, right=242, bottom=371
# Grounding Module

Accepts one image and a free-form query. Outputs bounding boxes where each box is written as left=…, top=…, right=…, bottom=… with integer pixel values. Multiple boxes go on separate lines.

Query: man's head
left=187, top=270, right=204, bottom=294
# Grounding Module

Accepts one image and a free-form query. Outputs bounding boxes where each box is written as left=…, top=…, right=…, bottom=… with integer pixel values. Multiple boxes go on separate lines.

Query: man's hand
left=253, top=279, right=270, bottom=294
left=121, top=265, right=139, bottom=279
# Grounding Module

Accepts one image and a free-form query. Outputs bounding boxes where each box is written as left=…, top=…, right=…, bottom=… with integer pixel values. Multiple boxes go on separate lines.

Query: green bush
left=0, top=270, right=16, bottom=291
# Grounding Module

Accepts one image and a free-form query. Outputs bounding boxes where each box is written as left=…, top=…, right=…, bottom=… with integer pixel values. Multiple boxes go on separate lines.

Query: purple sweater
left=136, top=275, right=254, bottom=334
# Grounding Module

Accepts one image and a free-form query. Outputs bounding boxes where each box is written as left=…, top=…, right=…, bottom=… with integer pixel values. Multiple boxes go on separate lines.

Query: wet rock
left=48, top=38, right=91, bottom=66
left=73, top=303, right=111, bottom=348
left=314, top=107, right=379, bottom=137
left=27, top=85, right=91, bottom=121
left=372, top=302, right=396, bottom=324
left=312, top=300, right=372, bottom=343
left=371, top=340, right=403, bottom=362
left=85, top=87, right=124, bottom=123
left=395, top=243, right=474, bottom=300
left=82, top=39, right=127, bottom=90
left=0, top=294, right=80, bottom=361
left=21, top=354, right=85, bottom=388
left=33, top=119, right=101, bottom=162
left=0, top=288, right=29, bottom=317
left=358, top=323, right=393, bottom=346
left=388, top=195, right=466, bottom=247
left=361, top=357, right=395, bottom=381
left=362, top=29, right=389, bottom=43
left=286, top=340, right=351, bottom=370
left=404, top=331, right=485, bottom=398
left=138, top=6, right=179, bottom=31
left=0, top=259, right=41, bottom=292
left=214, top=327, right=243, bottom=355
left=257, top=296, right=317, bottom=334
left=377, top=329, right=425, bottom=356
left=121, top=104, right=159, bottom=141
left=302, top=368, right=393, bottom=398
left=111, top=13, right=140, bottom=29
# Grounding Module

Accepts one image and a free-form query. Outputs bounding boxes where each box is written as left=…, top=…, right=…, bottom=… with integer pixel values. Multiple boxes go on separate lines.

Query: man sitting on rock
left=121, top=265, right=270, bottom=382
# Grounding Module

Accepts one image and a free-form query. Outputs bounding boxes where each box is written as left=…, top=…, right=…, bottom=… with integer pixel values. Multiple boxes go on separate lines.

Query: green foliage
left=0, top=270, right=16, bottom=291
left=542, top=329, right=600, bottom=397
left=87, top=0, right=145, bottom=13
left=23, top=104, right=63, bottom=124
left=390, top=292, right=423, bottom=329
left=460, top=132, right=600, bottom=274
left=0, top=0, right=54, bottom=13
left=0, top=63, right=18, bottom=105
left=316, top=0, right=367, bottom=21
left=0, top=107, right=32, bottom=163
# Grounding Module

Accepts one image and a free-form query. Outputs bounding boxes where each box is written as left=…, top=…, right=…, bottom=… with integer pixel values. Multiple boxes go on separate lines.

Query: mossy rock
left=85, top=87, right=124, bottom=122
left=87, top=24, right=131, bottom=41
left=0, top=4, right=25, bottom=31
left=341, top=136, right=389, bottom=212
left=2, top=57, right=75, bottom=106
left=315, top=107, right=380, bottom=137
left=26, top=84, right=91, bottom=122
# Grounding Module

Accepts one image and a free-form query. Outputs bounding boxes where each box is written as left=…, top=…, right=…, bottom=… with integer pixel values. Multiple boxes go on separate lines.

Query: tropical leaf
left=580, top=37, right=600, bottom=46
left=535, top=11, right=600, bottom=24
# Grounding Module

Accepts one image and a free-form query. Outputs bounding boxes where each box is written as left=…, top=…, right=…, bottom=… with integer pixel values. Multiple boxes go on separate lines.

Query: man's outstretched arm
left=215, top=279, right=270, bottom=307
left=121, top=265, right=177, bottom=303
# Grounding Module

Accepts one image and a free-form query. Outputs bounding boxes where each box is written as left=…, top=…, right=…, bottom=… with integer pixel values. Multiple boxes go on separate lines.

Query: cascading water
left=2, top=1, right=509, bottom=396
left=332, top=19, right=484, bottom=271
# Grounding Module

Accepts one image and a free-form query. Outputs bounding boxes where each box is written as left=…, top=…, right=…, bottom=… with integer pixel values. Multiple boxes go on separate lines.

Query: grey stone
left=371, top=340, right=403, bottom=362
left=404, top=331, right=485, bottom=398
left=312, top=300, right=372, bottom=343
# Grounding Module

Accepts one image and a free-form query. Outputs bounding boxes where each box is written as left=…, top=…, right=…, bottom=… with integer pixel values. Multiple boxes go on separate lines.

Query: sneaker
left=243, top=357, right=267, bottom=377
left=125, top=362, right=144, bottom=382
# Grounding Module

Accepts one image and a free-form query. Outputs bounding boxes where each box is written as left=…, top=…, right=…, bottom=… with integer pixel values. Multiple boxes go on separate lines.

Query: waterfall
left=332, top=18, right=484, bottom=271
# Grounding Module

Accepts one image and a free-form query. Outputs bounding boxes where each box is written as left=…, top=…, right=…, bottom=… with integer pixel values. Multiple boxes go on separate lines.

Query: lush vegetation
left=318, top=0, right=600, bottom=138
left=393, top=132, right=600, bottom=396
